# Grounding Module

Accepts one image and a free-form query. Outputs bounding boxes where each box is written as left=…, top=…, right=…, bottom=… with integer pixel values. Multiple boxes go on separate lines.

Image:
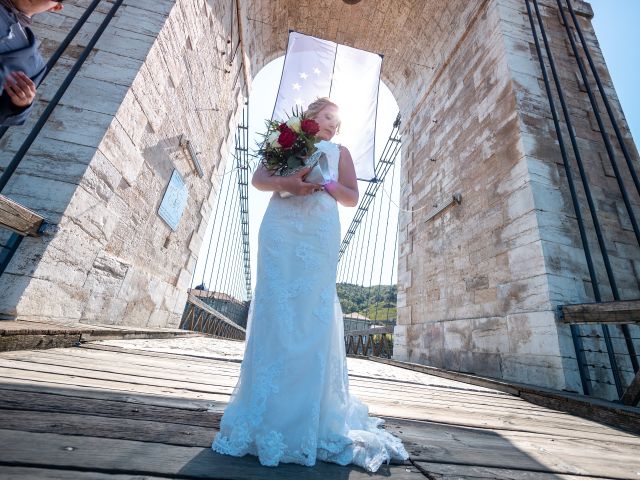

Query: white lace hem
left=211, top=416, right=409, bottom=473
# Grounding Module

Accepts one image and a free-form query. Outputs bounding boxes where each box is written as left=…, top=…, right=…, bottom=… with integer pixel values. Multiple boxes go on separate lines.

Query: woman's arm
left=251, top=164, right=321, bottom=196
left=324, top=146, right=359, bottom=207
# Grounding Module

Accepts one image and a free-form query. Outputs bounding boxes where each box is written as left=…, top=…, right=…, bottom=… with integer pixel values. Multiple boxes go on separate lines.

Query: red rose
left=278, top=125, right=297, bottom=149
left=278, top=122, right=288, bottom=132
left=301, top=118, right=320, bottom=135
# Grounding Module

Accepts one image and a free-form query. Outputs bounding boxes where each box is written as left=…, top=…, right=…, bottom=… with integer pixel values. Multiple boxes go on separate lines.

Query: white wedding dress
left=211, top=141, right=409, bottom=472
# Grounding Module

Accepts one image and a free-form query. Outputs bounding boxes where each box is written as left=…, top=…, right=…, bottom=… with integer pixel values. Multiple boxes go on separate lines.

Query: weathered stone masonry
left=0, top=0, right=246, bottom=327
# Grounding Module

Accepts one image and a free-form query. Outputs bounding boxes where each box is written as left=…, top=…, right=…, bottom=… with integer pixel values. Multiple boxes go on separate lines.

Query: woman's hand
left=252, top=165, right=322, bottom=196
left=280, top=167, right=323, bottom=196
left=323, top=146, right=359, bottom=207
left=4, top=72, right=36, bottom=109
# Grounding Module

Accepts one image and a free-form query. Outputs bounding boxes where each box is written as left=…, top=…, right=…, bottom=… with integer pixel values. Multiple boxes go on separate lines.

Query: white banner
left=273, top=32, right=382, bottom=181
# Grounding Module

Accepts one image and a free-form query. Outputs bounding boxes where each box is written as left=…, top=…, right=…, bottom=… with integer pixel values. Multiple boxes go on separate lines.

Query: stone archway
left=0, top=0, right=637, bottom=394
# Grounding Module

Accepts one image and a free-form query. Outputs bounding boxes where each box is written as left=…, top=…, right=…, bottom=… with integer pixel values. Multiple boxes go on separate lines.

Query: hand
left=4, top=72, right=36, bottom=108
left=279, top=167, right=323, bottom=196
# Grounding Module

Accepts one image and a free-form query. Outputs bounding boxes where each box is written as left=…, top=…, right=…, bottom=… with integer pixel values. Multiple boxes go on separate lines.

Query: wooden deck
left=0, top=336, right=639, bottom=479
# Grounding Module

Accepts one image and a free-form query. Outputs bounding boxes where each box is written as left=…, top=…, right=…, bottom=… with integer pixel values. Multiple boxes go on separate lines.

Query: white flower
left=286, top=116, right=301, bottom=133
left=267, top=131, right=281, bottom=148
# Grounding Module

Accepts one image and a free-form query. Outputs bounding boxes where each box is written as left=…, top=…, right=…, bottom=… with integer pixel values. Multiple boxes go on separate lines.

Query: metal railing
left=179, top=293, right=246, bottom=341
left=345, top=326, right=394, bottom=358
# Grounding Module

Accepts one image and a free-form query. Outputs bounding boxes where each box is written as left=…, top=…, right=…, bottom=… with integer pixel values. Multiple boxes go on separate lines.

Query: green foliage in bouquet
left=256, top=106, right=321, bottom=176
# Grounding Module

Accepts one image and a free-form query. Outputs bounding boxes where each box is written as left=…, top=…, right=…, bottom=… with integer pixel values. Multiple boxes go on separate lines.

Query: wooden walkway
left=0, top=336, right=639, bottom=479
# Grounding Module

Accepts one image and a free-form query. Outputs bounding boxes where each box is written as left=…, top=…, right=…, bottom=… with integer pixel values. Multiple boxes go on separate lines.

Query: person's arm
left=0, top=70, right=41, bottom=127
left=324, top=146, right=359, bottom=207
left=252, top=164, right=322, bottom=196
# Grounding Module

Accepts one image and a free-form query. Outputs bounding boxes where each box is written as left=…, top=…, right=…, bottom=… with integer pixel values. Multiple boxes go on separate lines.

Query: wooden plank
left=362, top=398, right=640, bottom=446
left=0, top=387, right=220, bottom=427
left=7, top=408, right=637, bottom=479
left=0, top=467, right=171, bottom=479
left=0, top=429, right=420, bottom=479
left=6, top=346, right=243, bottom=375
left=81, top=342, right=244, bottom=363
left=0, top=320, right=198, bottom=337
left=0, top=354, right=599, bottom=430
left=0, top=194, right=44, bottom=237
left=5, top=347, right=636, bottom=442
left=0, top=409, right=218, bottom=447
left=2, top=367, right=627, bottom=447
left=75, top=345, right=518, bottom=404
left=79, top=330, right=201, bottom=342
left=371, top=357, right=640, bottom=434
left=1, top=353, right=241, bottom=387
left=0, top=362, right=591, bottom=436
left=389, top=418, right=640, bottom=478
left=0, top=331, right=199, bottom=353
left=5, top=385, right=638, bottom=477
left=3, top=352, right=555, bottom=417
left=414, top=462, right=603, bottom=480
left=0, top=323, right=200, bottom=353
left=7, top=358, right=612, bottom=444
left=621, top=369, right=640, bottom=406
left=370, top=357, right=521, bottom=394
left=0, top=369, right=232, bottom=403
left=0, top=358, right=237, bottom=394
left=0, top=333, right=81, bottom=352
left=0, top=381, right=225, bottom=412
left=3, top=336, right=640, bottom=480
left=5, top=338, right=638, bottom=431
left=561, top=300, right=640, bottom=324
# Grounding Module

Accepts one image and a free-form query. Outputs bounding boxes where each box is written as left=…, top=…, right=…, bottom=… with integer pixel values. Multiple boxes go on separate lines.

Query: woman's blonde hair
left=305, top=97, right=341, bottom=131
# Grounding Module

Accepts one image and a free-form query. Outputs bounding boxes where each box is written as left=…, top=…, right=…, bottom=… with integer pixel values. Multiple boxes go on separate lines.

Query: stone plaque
left=158, top=169, right=188, bottom=231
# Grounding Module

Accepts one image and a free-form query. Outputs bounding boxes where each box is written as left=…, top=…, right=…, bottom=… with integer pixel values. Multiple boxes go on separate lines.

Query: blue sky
left=590, top=0, right=639, bottom=143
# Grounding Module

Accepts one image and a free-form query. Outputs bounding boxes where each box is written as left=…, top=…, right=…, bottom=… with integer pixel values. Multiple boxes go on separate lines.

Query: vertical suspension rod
left=556, top=0, right=638, bottom=372
left=565, top=0, right=640, bottom=199
left=530, top=0, right=623, bottom=397
left=525, top=0, right=594, bottom=395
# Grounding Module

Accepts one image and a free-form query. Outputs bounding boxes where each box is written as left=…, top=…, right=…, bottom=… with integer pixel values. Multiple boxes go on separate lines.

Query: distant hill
left=336, top=283, right=397, bottom=321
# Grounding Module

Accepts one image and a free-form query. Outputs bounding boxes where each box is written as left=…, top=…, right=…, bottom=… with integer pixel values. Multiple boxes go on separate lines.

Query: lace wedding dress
left=211, top=141, right=409, bottom=472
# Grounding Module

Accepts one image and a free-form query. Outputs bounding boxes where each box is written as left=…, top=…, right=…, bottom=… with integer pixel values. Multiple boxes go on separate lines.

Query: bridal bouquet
left=257, top=109, right=331, bottom=196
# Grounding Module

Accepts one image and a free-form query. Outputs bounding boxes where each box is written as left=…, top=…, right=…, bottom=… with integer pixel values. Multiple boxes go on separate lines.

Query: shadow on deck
left=0, top=336, right=639, bottom=479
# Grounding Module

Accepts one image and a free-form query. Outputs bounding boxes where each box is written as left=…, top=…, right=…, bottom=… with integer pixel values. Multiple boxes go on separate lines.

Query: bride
left=211, top=97, right=409, bottom=472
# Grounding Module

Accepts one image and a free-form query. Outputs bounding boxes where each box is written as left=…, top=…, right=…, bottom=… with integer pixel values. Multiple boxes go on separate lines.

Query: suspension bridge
left=0, top=0, right=640, bottom=477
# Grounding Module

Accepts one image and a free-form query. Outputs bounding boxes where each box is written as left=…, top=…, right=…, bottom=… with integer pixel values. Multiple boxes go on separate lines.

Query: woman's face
left=313, top=105, right=340, bottom=141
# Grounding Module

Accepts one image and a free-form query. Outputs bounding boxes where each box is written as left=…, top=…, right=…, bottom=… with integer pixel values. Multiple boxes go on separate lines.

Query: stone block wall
left=394, top=0, right=640, bottom=397
left=502, top=0, right=640, bottom=397
left=393, top=0, right=578, bottom=391
left=0, top=0, right=244, bottom=327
